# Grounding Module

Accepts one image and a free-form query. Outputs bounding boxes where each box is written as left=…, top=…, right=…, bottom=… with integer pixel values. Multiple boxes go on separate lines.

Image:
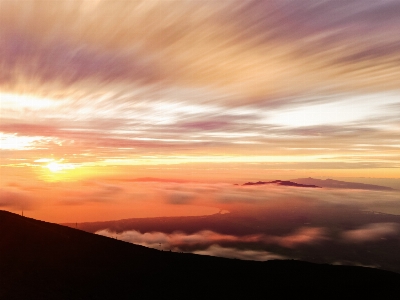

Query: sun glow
left=44, top=161, right=76, bottom=173
left=46, top=162, right=64, bottom=173
left=38, top=161, right=102, bottom=182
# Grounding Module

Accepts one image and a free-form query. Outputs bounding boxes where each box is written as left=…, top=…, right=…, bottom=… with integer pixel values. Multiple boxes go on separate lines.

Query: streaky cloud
left=193, top=245, right=285, bottom=261
left=342, top=223, right=400, bottom=243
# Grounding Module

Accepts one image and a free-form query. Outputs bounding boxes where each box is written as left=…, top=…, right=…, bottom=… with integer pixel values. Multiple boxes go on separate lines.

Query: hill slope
left=1, top=210, right=400, bottom=299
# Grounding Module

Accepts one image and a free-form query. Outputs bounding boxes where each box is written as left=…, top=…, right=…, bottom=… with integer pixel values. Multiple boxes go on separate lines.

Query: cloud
left=332, top=261, right=379, bottom=269
left=2, top=0, right=400, bottom=99
left=96, top=229, right=243, bottom=249
left=0, top=32, right=159, bottom=87
left=342, top=223, right=400, bottom=243
left=4, top=178, right=400, bottom=223
left=238, top=0, right=400, bottom=62
left=2, top=0, right=399, bottom=172
left=96, top=227, right=327, bottom=250
left=98, top=228, right=287, bottom=261
left=193, top=245, right=285, bottom=261
left=271, top=227, right=327, bottom=248
left=0, top=188, right=34, bottom=210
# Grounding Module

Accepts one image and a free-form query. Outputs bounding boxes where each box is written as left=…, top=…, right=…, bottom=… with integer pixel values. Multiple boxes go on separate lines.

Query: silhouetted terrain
left=65, top=208, right=400, bottom=273
left=2, top=210, right=400, bottom=299
left=242, top=180, right=320, bottom=188
left=291, top=178, right=395, bottom=191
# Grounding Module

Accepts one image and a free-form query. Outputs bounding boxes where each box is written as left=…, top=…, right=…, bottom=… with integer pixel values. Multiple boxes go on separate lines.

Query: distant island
left=242, top=180, right=320, bottom=188
left=290, top=178, right=394, bottom=191
left=241, top=178, right=395, bottom=191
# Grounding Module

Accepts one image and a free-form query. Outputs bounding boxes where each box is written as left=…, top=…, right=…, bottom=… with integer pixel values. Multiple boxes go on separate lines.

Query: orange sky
left=0, top=0, right=399, bottom=222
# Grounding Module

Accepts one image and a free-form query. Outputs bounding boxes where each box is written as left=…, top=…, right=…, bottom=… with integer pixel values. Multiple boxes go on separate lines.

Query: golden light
left=38, top=161, right=102, bottom=182
left=46, top=162, right=64, bottom=173
left=44, top=161, right=76, bottom=173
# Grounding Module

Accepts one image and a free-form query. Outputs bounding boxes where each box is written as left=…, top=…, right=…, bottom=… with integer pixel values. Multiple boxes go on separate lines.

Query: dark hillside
left=1, top=210, right=400, bottom=299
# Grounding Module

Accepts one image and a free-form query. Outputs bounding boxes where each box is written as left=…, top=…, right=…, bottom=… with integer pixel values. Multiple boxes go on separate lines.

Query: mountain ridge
left=291, top=177, right=395, bottom=191
left=242, top=180, right=320, bottom=188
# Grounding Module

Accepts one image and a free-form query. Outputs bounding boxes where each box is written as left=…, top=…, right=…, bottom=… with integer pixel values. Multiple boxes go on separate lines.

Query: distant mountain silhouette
left=243, top=180, right=320, bottom=188
left=291, top=178, right=395, bottom=191
left=2, top=210, right=400, bottom=299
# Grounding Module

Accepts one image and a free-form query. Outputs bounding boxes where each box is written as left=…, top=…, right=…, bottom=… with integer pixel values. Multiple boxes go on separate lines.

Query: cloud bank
left=96, top=227, right=327, bottom=250
left=2, top=179, right=400, bottom=222
left=342, top=223, right=400, bottom=243
left=95, top=221, right=400, bottom=263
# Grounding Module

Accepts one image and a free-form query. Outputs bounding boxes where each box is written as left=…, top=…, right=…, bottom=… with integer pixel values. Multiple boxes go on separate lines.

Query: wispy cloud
left=193, top=245, right=285, bottom=261
left=96, top=227, right=327, bottom=249
left=0, top=0, right=399, bottom=172
left=342, top=223, right=400, bottom=243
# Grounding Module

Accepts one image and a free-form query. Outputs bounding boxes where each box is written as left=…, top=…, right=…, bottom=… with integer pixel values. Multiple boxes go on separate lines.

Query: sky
left=0, top=0, right=400, bottom=222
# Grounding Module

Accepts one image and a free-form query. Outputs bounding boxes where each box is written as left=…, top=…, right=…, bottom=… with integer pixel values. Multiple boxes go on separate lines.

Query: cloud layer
left=2, top=179, right=400, bottom=222
left=342, top=223, right=400, bottom=243
left=96, top=221, right=400, bottom=263
left=193, top=245, right=285, bottom=261
left=96, top=227, right=327, bottom=250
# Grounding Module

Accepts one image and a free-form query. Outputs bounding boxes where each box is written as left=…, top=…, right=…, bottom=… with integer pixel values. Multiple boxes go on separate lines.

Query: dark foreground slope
left=1, top=210, right=400, bottom=299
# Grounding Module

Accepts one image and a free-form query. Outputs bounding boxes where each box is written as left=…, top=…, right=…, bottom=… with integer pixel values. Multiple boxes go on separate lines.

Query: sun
left=42, top=161, right=78, bottom=181
left=46, top=162, right=64, bottom=173
left=37, top=158, right=111, bottom=182
left=37, top=159, right=97, bottom=182
left=45, top=162, right=75, bottom=173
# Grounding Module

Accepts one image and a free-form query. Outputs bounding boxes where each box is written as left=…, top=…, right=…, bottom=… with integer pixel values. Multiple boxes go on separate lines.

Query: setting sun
left=46, top=162, right=67, bottom=173
left=42, top=161, right=78, bottom=179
